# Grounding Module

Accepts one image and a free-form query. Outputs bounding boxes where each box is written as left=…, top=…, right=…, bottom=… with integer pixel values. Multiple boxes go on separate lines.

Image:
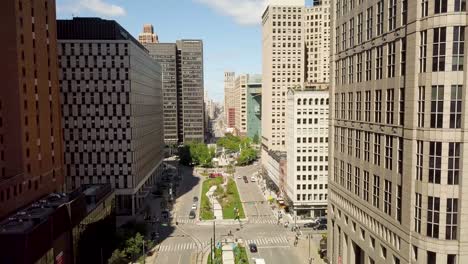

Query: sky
left=56, top=0, right=269, bottom=102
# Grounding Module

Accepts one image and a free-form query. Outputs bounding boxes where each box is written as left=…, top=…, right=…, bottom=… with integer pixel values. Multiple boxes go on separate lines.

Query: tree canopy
left=216, top=134, right=251, bottom=152
left=179, top=142, right=215, bottom=167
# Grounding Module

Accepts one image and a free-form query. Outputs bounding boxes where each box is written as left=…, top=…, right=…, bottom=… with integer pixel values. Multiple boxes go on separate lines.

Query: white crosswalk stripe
left=173, top=217, right=197, bottom=224
left=248, top=216, right=277, bottom=224
left=245, top=236, right=289, bottom=247
left=159, top=241, right=211, bottom=252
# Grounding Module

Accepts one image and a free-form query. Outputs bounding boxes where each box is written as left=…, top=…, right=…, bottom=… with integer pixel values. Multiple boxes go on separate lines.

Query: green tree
left=178, top=145, right=192, bottom=165
left=124, top=233, right=144, bottom=261
left=252, top=134, right=259, bottom=144
left=237, top=147, right=258, bottom=166
left=108, top=249, right=128, bottom=264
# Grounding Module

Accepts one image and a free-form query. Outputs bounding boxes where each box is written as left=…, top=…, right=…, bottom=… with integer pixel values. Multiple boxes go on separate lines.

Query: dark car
left=243, top=176, right=248, bottom=183
left=161, top=210, right=170, bottom=219
left=303, top=222, right=315, bottom=228
left=193, top=196, right=199, bottom=202
left=189, top=210, right=196, bottom=219
left=314, top=224, right=327, bottom=230
left=151, top=190, right=163, bottom=198
left=249, top=243, right=258, bottom=253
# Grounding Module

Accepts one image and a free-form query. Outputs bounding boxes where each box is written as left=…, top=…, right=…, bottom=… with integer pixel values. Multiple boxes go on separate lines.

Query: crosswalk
left=159, top=241, right=210, bottom=252
left=173, top=217, right=197, bottom=224
left=245, top=236, right=290, bottom=247
left=248, top=216, right=277, bottom=224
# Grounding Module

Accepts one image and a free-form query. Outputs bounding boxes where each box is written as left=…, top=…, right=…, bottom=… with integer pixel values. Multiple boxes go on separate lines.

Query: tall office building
left=224, top=71, right=236, bottom=129
left=140, top=26, right=205, bottom=144
left=261, top=0, right=330, bottom=204
left=0, top=0, right=64, bottom=219
left=246, top=75, right=262, bottom=140
left=57, top=18, right=165, bottom=215
left=329, top=1, right=468, bottom=263
left=234, top=74, right=248, bottom=135
left=177, top=40, right=205, bottom=143
left=138, top=24, right=159, bottom=44
left=144, top=42, right=179, bottom=145
left=286, top=87, right=329, bottom=218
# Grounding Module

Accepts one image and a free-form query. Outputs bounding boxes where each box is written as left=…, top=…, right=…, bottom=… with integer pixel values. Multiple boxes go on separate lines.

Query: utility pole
left=308, top=234, right=311, bottom=261
left=210, top=238, right=213, bottom=264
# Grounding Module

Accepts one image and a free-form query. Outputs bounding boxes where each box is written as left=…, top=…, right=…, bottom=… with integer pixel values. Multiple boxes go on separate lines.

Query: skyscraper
left=246, top=75, right=262, bottom=140
left=224, top=71, right=236, bottom=129
left=0, top=0, right=64, bottom=219
left=138, top=24, right=159, bottom=44
left=329, top=1, right=467, bottom=263
left=57, top=18, right=165, bottom=215
left=234, top=74, right=248, bottom=135
left=261, top=0, right=331, bottom=211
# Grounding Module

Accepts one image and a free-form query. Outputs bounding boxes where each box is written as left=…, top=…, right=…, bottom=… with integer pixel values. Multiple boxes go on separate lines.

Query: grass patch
left=234, top=246, right=248, bottom=264
left=219, top=179, right=245, bottom=219
left=200, top=177, right=224, bottom=220
left=207, top=247, right=223, bottom=264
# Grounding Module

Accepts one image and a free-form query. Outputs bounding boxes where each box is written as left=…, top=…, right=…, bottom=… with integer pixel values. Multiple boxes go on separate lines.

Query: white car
left=191, top=204, right=197, bottom=210
left=237, top=175, right=242, bottom=179
left=251, top=176, right=256, bottom=182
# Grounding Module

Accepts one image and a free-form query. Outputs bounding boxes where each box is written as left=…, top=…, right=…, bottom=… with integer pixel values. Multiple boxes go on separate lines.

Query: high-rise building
left=246, top=75, right=262, bottom=140
left=224, top=71, right=236, bottom=129
left=286, top=87, right=329, bottom=218
left=143, top=42, right=179, bottom=145
left=329, top=1, right=468, bottom=264
left=140, top=27, right=205, bottom=144
left=176, top=40, right=205, bottom=143
left=234, top=74, right=248, bottom=135
left=261, top=0, right=330, bottom=204
left=57, top=18, right=165, bottom=215
left=138, top=24, right=159, bottom=44
left=0, top=0, right=64, bottom=219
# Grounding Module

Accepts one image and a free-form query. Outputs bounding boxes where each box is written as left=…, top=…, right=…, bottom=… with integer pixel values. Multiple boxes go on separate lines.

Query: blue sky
left=57, top=0, right=268, bottom=102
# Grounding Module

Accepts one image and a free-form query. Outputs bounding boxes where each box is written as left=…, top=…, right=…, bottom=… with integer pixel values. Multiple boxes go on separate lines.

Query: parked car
left=193, top=196, right=199, bottom=202
left=237, top=175, right=242, bottom=179
left=209, top=172, right=223, bottom=178
left=189, top=210, right=196, bottom=219
left=243, top=176, right=248, bottom=183
left=249, top=243, right=258, bottom=253
left=251, top=176, right=256, bottom=182
left=161, top=210, right=170, bottom=219
left=303, top=222, right=315, bottom=228
left=191, top=203, right=197, bottom=210
left=314, top=224, right=327, bottom=230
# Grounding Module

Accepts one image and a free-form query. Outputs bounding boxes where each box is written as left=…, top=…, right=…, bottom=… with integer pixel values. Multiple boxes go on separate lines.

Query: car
left=249, top=243, right=258, bottom=253
left=193, top=196, right=199, bottom=202
left=191, top=203, right=197, bottom=210
left=314, top=224, right=327, bottom=230
left=189, top=210, right=196, bottom=219
left=243, top=176, right=248, bottom=183
left=161, top=210, right=170, bottom=219
left=151, top=190, right=163, bottom=198
left=209, top=172, right=223, bottom=178
left=251, top=176, right=256, bottom=182
left=237, top=175, right=242, bottom=179
left=303, top=222, right=315, bottom=228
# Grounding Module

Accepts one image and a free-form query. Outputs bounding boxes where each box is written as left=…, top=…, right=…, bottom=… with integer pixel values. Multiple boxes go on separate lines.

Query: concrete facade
left=138, top=24, right=159, bottom=44
left=0, top=0, right=65, bottom=220
left=286, top=88, right=329, bottom=218
left=57, top=18, right=165, bottom=216
left=247, top=75, right=262, bottom=140
left=224, top=71, right=236, bottom=129
left=329, top=1, right=468, bottom=264
left=234, top=74, right=248, bottom=135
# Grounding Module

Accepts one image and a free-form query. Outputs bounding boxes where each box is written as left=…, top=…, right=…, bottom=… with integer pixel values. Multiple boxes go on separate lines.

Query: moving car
left=251, top=176, right=256, bottom=182
left=249, top=243, right=258, bottom=253
left=303, top=222, right=315, bottom=228
left=237, top=175, right=242, bottom=179
left=314, top=224, right=327, bottom=230
left=193, top=196, right=199, bottom=202
left=243, top=176, right=248, bottom=183
left=189, top=210, right=196, bottom=219
left=191, top=203, right=197, bottom=210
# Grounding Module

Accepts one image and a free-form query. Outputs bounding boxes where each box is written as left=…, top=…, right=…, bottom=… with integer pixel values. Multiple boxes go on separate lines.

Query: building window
left=376, top=46, right=383, bottom=79
left=401, top=0, right=408, bottom=25
left=435, top=0, right=448, bottom=13
left=365, top=91, right=371, bottom=122
left=349, top=56, right=354, bottom=84
left=357, top=12, right=363, bottom=44
left=365, top=49, right=372, bottom=81
left=357, top=53, right=363, bottom=83
left=363, top=171, right=370, bottom=202
left=427, top=251, right=436, bottom=264
left=354, top=167, right=361, bottom=197
left=427, top=196, right=440, bottom=238
left=448, top=142, right=460, bottom=185
left=349, top=18, right=355, bottom=47
left=340, top=127, right=345, bottom=153
left=372, top=174, right=380, bottom=208
left=340, top=160, right=345, bottom=187
left=418, top=86, right=425, bottom=127
left=446, top=198, right=458, bottom=240
left=384, top=180, right=392, bottom=215
left=385, top=135, right=393, bottom=170
left=387, top=42, right=396, bottom=78
left=388, top=0, right=397, bottom=31
left=429, top=141, right=442, bottom=184
left=399, top=88, right=405, bottom=125
left=415, top=192, right=422, bottom=233
left=374, top=134, right=381, bottom=166
left=377, top=1, right=384, bottom=35
left=400, top=38, right=406, bottom=76
left=386, top=89, right=394, bottom=124
left=375, top=90, right=382, bottom=123
left=398, top=137, right=403, bottom=174
left=416, top=141, right=424, bottom=181
left=432, top=27, right=447, bottom=72
left=450, top=85, right=462, bottom=128
left=356, top=91, right=362, bottom=121
left=447, top=254, right=457, bottom=264
left=342, top=22, right=347, bottom=51
left=364, top=132, right=371, bottom=162
left=366, top=7, right=373, bottom=40
left=355, top=129, right=361, bottom=159
left=347, top=163, right=352, bottom=191
left=430, top=85, right=444, bottom=128
left=348, top=128, right=353, bottom=155
left=455, top=0, right=466, bottom=11
left=348, top=92, right=354, bottom=120
left=396, top=185, right=402, bottom=223
left=419, top=30, right=427, bottom=72
left=452, top=26, right=464, bottom=71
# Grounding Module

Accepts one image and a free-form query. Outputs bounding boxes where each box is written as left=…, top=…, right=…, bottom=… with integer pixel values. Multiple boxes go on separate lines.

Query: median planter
left=200, top=177, right=245, bottom=220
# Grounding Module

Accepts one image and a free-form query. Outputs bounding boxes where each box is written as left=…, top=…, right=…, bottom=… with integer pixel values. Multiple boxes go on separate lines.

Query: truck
left=253, top=258, right=266, bottom=264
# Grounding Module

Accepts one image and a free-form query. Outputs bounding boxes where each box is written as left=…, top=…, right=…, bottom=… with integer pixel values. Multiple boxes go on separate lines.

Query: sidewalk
left=294, top=235, right=325, bottom=264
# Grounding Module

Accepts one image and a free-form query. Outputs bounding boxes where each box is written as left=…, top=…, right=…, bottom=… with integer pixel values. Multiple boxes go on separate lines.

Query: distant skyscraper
left=246, top=75, right=262, bottom=140
left=0, top=0, right=64, bottom=219
left=329, top=1, right=468, bottom=264
left=224, top=72, right=236, bottom=129
left=57, top=18, right=165, bottom=215
left=142, top=35, right=205, bottom=144
left=234, top=74, right=248, bottom=135
left=138, top=24, right=159, bottom=44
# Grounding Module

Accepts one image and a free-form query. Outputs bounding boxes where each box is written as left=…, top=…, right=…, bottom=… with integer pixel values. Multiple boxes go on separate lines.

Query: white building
left=286, top=87, right=329, bottom=218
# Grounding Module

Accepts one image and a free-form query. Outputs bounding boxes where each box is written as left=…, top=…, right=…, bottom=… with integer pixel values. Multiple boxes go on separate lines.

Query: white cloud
left=195, top=0, right=268, bottom=25
left=58, top=0, right=126, bottom=17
